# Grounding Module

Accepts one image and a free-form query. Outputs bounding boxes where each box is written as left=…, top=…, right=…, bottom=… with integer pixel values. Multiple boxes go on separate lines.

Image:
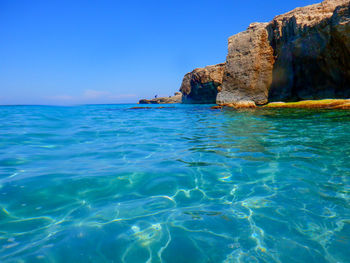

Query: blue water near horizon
left=0, top=104, right=349, bottom=263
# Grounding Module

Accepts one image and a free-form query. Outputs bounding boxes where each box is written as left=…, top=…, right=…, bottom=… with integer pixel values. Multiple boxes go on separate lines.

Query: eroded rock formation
left=179, top=0, right=350, bottom=106
left=267, top=0, right=350, bottom=102
left=217, top=23, right=274, bottom=105
left=180, top=63, right=225, bottom=104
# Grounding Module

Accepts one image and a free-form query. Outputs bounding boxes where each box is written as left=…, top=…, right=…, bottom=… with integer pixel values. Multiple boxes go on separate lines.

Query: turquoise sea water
left=0, top=104, right=349, bottom=263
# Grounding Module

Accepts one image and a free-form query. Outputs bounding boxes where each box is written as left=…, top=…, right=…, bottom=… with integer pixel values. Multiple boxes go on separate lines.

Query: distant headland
left=139, top=92, right=182, bottom=104
left=139, top=0, right=350, bottom=109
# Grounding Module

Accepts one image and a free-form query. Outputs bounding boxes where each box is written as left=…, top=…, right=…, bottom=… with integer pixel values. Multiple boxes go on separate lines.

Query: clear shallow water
left=0, top=104, right=349, bottom=263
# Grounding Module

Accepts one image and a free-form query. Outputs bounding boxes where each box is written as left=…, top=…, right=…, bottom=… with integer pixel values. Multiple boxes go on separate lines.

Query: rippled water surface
left=0, top=104, right=349, bottom=263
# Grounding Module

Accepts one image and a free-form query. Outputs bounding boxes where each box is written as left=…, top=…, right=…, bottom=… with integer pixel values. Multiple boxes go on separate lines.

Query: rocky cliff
left=180, top=63, right=225, bottom=104
left=217, top=23, right=274, bottom=105
left=180, top=0, right=350, bottom=106
left=267, top=0, right=350, bottom=102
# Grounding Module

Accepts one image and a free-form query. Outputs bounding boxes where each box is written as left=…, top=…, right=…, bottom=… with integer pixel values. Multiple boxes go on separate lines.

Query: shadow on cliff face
left=182, top=81, right=219, bottom=104
left=180, top=63, right=225, bottom=104
left=267, top=4, right=350, bottom=102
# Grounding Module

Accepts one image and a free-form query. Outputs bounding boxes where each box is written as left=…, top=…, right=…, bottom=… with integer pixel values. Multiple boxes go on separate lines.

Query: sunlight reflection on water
left=0, top=104, right=349, bottom=262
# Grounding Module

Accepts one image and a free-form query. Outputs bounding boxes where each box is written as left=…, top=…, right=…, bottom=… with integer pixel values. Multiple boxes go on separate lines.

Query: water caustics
left=0, top=104, right=349, bottom=262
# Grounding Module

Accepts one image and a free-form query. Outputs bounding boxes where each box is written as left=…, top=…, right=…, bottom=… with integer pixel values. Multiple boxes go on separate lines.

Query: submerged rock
left=129, top=106, right=175, bottom=109
left=180, top=63, right=225, bottom=104
left=222, top=101, right=257, bottom=109
left=130, top=107, right=152, bottom=109
left=139, top=92, right=182, bottom=104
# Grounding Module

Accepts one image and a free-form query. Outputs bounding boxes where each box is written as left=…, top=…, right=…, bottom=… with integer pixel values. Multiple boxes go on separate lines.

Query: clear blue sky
left=0, top=0, right=320, bottom=105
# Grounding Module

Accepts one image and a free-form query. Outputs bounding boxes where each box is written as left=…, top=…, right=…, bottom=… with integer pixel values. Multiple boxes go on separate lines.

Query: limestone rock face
left=139, top=92, right=182, bottom=104
left=267, top=0, right=350, bottom=101
left=180, top=0, right=349, bottom=105
left=180, top=63, right=225, bottom=104
left=217, top=0, right=350, bottom=104
left=217, top=23, right=275, bottom=105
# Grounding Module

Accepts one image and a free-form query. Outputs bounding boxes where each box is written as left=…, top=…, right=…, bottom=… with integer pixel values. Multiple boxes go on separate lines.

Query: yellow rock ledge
left=263, top=99, right=350, bottom=109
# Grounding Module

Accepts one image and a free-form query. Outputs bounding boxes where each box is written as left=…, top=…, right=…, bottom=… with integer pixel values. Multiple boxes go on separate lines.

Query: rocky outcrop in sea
left=180, top=63, right=225, bottom=104
left=139, top=92, right=182, bottom=104
left=179, top=0, right=350, bottom=106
